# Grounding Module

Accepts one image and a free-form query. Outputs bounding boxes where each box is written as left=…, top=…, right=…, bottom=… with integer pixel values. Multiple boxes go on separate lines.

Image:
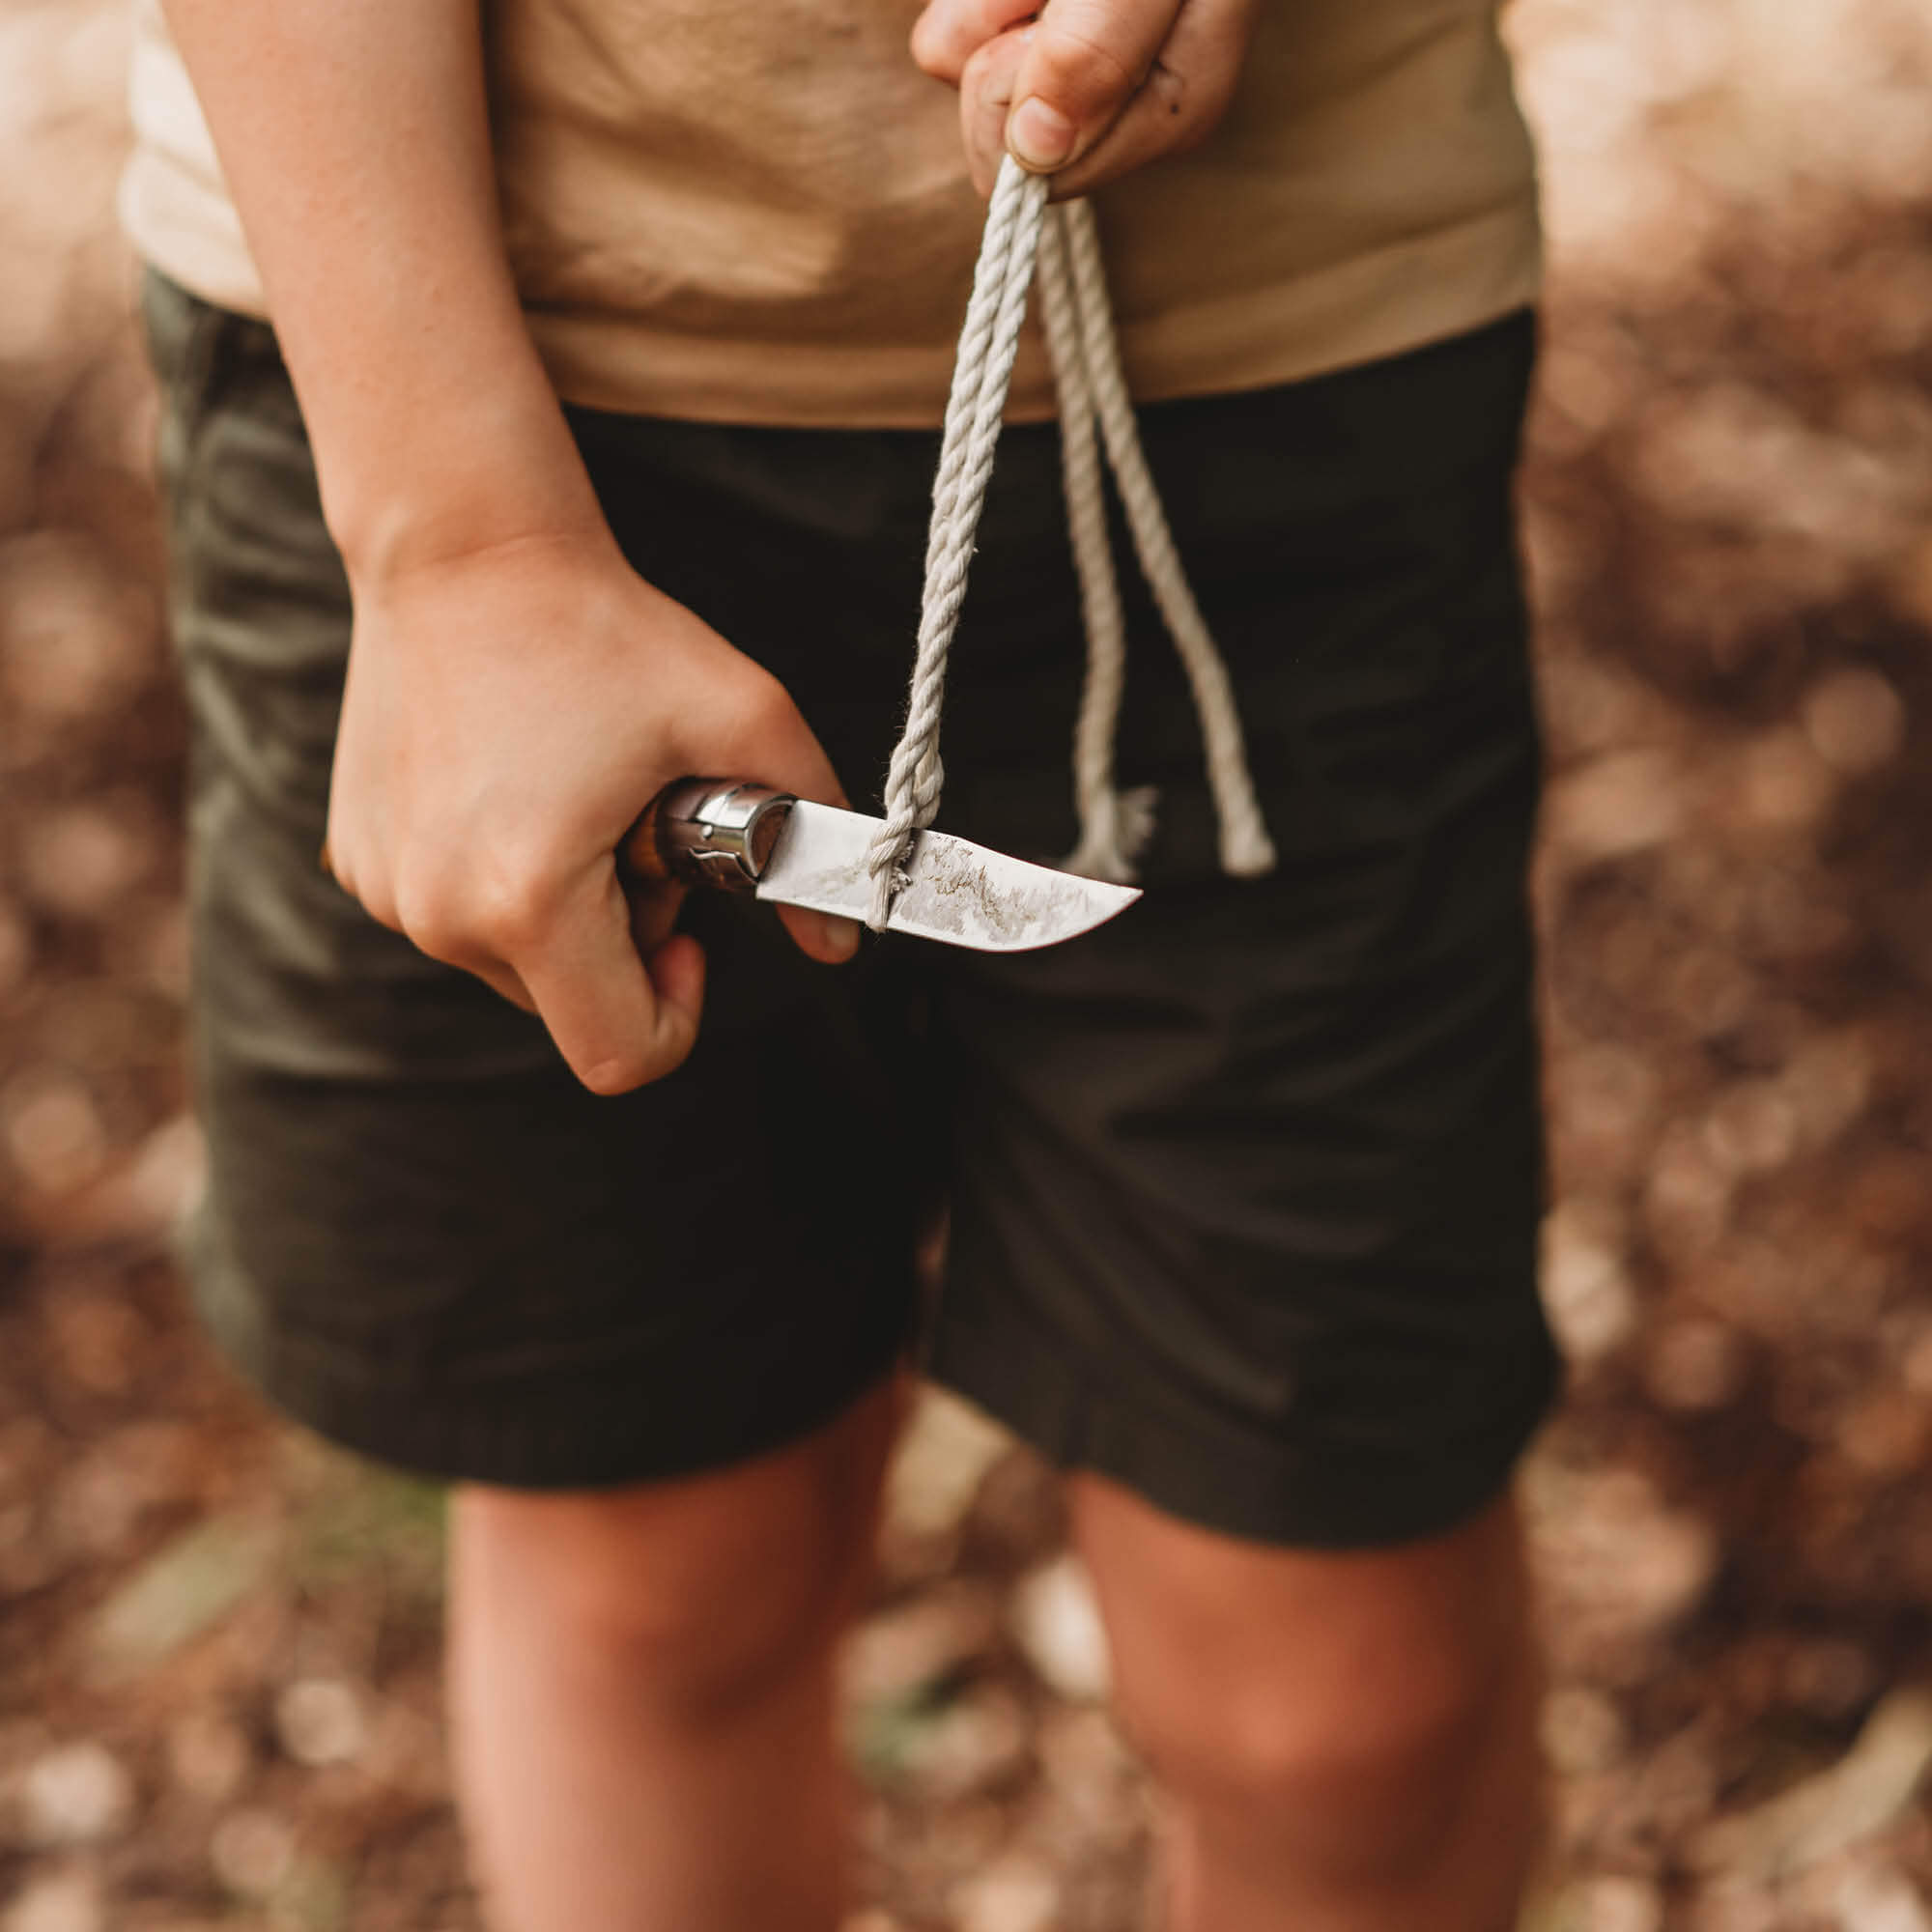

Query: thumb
left=701, top=678, right=862, bottom=966
left=1004, top=0, right=1179, bottom=173
left=777, top=901, right=862, bottom=965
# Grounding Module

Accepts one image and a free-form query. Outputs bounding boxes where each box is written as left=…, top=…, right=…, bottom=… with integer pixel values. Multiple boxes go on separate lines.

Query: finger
left=471, top=958, right=541, bottom=1013
left=329, top=838, right=543, bottom=1016
left=911, top=0, right=1038, bottom=84
left=627, top=878, right=687, bottom=958
left=1039, top=0, right=1248, bottom=196
left=644, top=931, right=706, bottom=1032
left=678, top=672, right=864, bottom=964
left=1004, top=0, right=1183, bottom=174
left=688, top=674, right=850, bottom=817
left=1033, top=47, right=1201, bottom=196
left=517, top=863, right=706, bottom=1094
left=777, top=904, right=863, bottom=964
left=960, top=29, right=1030, bottom=197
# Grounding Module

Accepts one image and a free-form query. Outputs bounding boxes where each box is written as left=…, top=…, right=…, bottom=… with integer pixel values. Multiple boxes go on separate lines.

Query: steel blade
left=753, top=801, right=1139, bottom=952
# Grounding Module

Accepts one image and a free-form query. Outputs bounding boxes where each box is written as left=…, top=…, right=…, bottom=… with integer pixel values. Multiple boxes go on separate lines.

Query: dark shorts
left=144, top=270, right=1558, bottom=1548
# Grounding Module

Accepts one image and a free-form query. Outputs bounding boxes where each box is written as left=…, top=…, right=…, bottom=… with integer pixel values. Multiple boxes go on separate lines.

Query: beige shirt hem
left=521, top=197, right=1540, bottom=428
left=126, top=151, right=1539, bottom=430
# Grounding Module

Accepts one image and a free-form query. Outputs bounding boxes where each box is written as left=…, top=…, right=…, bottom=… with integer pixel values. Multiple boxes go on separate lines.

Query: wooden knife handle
left=622, top=779, right=796, bottom=893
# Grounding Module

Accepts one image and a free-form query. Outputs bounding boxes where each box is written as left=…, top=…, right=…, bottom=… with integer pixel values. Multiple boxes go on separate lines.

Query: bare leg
left=448, top=1378, right=902, bottom=1932
left=1072, top=1480, right=1543, bottom=1932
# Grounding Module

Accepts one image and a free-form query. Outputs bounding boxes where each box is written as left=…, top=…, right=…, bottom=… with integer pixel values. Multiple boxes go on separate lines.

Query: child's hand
left=323, top=527, right=856, bottom=1095
left=910, top=0, right=1262, bottom=199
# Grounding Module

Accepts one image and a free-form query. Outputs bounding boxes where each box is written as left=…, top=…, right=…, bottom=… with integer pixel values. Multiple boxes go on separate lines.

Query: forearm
left=161, top=0, right=599, bottom=582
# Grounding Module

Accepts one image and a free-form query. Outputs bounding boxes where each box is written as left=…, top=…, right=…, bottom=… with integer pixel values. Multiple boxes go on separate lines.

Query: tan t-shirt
left=121, top=0, right=1539, bottom=427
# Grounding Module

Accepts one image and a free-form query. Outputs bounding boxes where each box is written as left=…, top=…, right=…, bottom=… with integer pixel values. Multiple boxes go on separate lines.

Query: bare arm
left=162, top=1, right=855, bottom=1094
left=161, top=0, right=591, bottom=576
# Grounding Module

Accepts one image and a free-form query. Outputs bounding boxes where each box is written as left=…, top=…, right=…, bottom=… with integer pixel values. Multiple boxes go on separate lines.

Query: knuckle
left=391, top=873, right=467, bottom=960
left=1034, top=17, right=1143, bottom=114
left=324, top=847, right=361, bottom=903
left=961, top=37, right=1007, bottom=95
left=962, top=38, right=1022, bottom=125
left=727, top=673, right=807, bottom=761
left=329, top=847, right=399, bottom=933
left=356, top=885, right=402, bottom=935
left=394, top=849, right=550, bottom=963
left=747, top=669, right=800, bottom=728
left=466, top=861, right=555, bottom=957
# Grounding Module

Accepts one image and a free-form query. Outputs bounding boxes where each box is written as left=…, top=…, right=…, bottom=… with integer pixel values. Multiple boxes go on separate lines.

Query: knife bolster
left=626, top=779, right=796, bottom=893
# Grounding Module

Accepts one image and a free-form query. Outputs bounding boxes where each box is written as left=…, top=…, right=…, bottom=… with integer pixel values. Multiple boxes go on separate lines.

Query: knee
left=1075, top=1485, right=1538, bottom=1881
left=453, top=1385, right=896, bottom=1720
left=1120, top=1630, right=1513, bottom=1862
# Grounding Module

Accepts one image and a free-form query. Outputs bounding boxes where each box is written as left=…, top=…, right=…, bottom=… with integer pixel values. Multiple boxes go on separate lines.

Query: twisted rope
left=1053, top=198, right=1276, bottom=878
left=865, top=156, right=1275, bottom=929
left=866, top=157, right=1050, bottom=928
left=1036, top=206, right=1154, bottom=883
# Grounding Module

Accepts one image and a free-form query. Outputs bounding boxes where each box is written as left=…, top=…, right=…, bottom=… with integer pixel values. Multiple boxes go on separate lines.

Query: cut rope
left=865, top=156, right=1276, bottom=930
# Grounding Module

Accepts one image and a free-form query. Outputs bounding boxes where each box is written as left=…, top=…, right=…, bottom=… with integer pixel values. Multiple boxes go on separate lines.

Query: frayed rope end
left=1063, top=784, right=1158, bottom=884
left=1217, top=813, right=1277, bottom=878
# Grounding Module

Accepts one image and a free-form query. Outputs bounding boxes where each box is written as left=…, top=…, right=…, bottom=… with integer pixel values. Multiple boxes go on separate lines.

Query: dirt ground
left=6, top=1, right=1932, bottom=1927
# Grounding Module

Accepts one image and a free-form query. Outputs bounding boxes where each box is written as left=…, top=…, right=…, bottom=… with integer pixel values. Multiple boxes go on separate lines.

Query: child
left=128, top=0, right=1559, bottom=1921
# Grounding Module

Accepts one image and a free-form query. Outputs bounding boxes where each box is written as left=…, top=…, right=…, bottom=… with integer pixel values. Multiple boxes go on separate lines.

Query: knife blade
left=624, top=779, right=1139, bottom=952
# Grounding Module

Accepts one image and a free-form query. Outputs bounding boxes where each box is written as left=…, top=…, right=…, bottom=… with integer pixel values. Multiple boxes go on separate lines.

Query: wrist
left=325, top=386, right=605, bottom=594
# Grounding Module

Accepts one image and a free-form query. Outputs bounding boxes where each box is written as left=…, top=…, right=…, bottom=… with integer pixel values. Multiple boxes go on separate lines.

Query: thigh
left=451, top=1374, right=907, bottom=1680
left=929, top=312, right=1560, bottom=1550
left=145, top=272, right=933, bottom=1489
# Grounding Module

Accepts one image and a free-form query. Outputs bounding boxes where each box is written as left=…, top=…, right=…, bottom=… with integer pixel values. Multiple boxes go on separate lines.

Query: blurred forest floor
left=7, top=0, right=1932, bottom=1927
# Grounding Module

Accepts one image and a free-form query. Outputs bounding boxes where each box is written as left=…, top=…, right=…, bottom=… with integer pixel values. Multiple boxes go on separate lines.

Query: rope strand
left=1057, top=199, right=1276, bottom=878
left=867, top=158, right=1275, bottom=931
left=1037, top=207, right=1152, bottom=883
left=867, top=158, right=1050, bottom=928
